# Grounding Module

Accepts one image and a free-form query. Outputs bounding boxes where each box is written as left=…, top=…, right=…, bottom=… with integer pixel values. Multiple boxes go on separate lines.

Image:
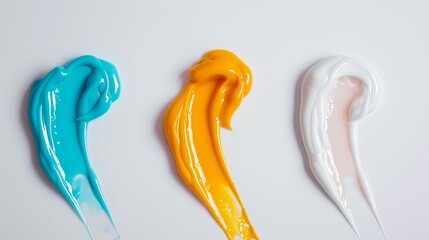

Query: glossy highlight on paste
left=164, top=50, right=259, bottom=240
left=28, top=55, right=121, bottom=239
left=299, top=56, right=387, bottom=238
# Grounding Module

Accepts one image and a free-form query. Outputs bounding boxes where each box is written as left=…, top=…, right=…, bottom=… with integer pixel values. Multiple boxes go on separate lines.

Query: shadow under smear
left=21, top=74, right=59, bottom=194
left=153, top=66, right=204, bottom=206
left=292, top=63, right=332, bottom=202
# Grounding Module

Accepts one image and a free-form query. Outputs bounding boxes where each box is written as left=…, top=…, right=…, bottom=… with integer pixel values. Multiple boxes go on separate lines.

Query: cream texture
left=299, top=56, right=386, bottom=238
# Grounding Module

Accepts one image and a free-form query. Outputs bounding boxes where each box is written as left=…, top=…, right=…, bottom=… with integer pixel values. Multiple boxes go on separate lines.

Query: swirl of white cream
left=299, top=56, right=386, bottom=238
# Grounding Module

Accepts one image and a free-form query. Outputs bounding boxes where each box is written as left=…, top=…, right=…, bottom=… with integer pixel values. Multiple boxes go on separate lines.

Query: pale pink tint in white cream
left=299, top=57, right=387, bottom=238
left=327, top=77, right=363, bottom=188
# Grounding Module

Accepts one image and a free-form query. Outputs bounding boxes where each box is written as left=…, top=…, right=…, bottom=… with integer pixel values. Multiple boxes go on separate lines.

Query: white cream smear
left=299, top=57, right=387, bottom=238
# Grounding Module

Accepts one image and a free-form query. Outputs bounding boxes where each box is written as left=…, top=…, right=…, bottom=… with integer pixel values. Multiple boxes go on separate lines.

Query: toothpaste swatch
left=164, top=50, right=259, bottom=240
left=28, top=56, right=121, bottom=240
left=299, top=56, right=387, bottom=238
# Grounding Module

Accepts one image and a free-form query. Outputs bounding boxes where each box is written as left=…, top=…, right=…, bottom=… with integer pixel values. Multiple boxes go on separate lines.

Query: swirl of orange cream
left=164, top=50, right=258, bottom=240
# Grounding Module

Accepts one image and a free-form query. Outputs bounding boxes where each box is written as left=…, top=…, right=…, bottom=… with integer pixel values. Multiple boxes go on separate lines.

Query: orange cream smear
left=164, top=50, right=258, bottom=240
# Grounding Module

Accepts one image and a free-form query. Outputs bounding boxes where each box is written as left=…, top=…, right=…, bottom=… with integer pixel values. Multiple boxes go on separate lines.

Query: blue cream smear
left=28, top=55, right=121, bottom=240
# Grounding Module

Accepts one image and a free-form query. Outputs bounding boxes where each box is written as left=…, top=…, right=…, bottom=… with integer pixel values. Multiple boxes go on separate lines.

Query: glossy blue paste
left=28, top=56, right=121, bottom=239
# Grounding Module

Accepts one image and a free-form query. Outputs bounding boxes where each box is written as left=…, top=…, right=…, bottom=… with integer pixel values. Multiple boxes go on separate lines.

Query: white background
left=1, top=0, right=428, bottom=239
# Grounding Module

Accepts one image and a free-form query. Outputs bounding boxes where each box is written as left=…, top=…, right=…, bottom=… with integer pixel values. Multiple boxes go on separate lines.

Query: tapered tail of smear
left=310, top=160, right=360, bottom=237
left=72, top=175, right=121, bottom=240
left=350, top=118, right=388, bottom=239
left=358, top=171, right=388, bottom=239
left=352, top=145, right=388, bottom=239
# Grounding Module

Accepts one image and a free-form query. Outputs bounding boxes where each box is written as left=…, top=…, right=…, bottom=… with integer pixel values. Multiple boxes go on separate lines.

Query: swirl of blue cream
left=28, top=55, right=121, bottom=239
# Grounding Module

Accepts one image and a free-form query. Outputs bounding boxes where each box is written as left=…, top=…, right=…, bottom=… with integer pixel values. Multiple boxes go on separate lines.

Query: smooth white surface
left=0, top=0, right=428, bottom=239
left=299, top=57, right=384, bottom=237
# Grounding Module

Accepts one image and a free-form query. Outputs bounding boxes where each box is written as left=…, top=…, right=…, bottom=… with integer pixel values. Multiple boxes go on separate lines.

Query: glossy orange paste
left=164, top=50, right=258, bottom=240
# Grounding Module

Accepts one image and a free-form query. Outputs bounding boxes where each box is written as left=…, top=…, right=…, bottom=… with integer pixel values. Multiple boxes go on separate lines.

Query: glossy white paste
left=299, top=56, right=387, bottom=238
